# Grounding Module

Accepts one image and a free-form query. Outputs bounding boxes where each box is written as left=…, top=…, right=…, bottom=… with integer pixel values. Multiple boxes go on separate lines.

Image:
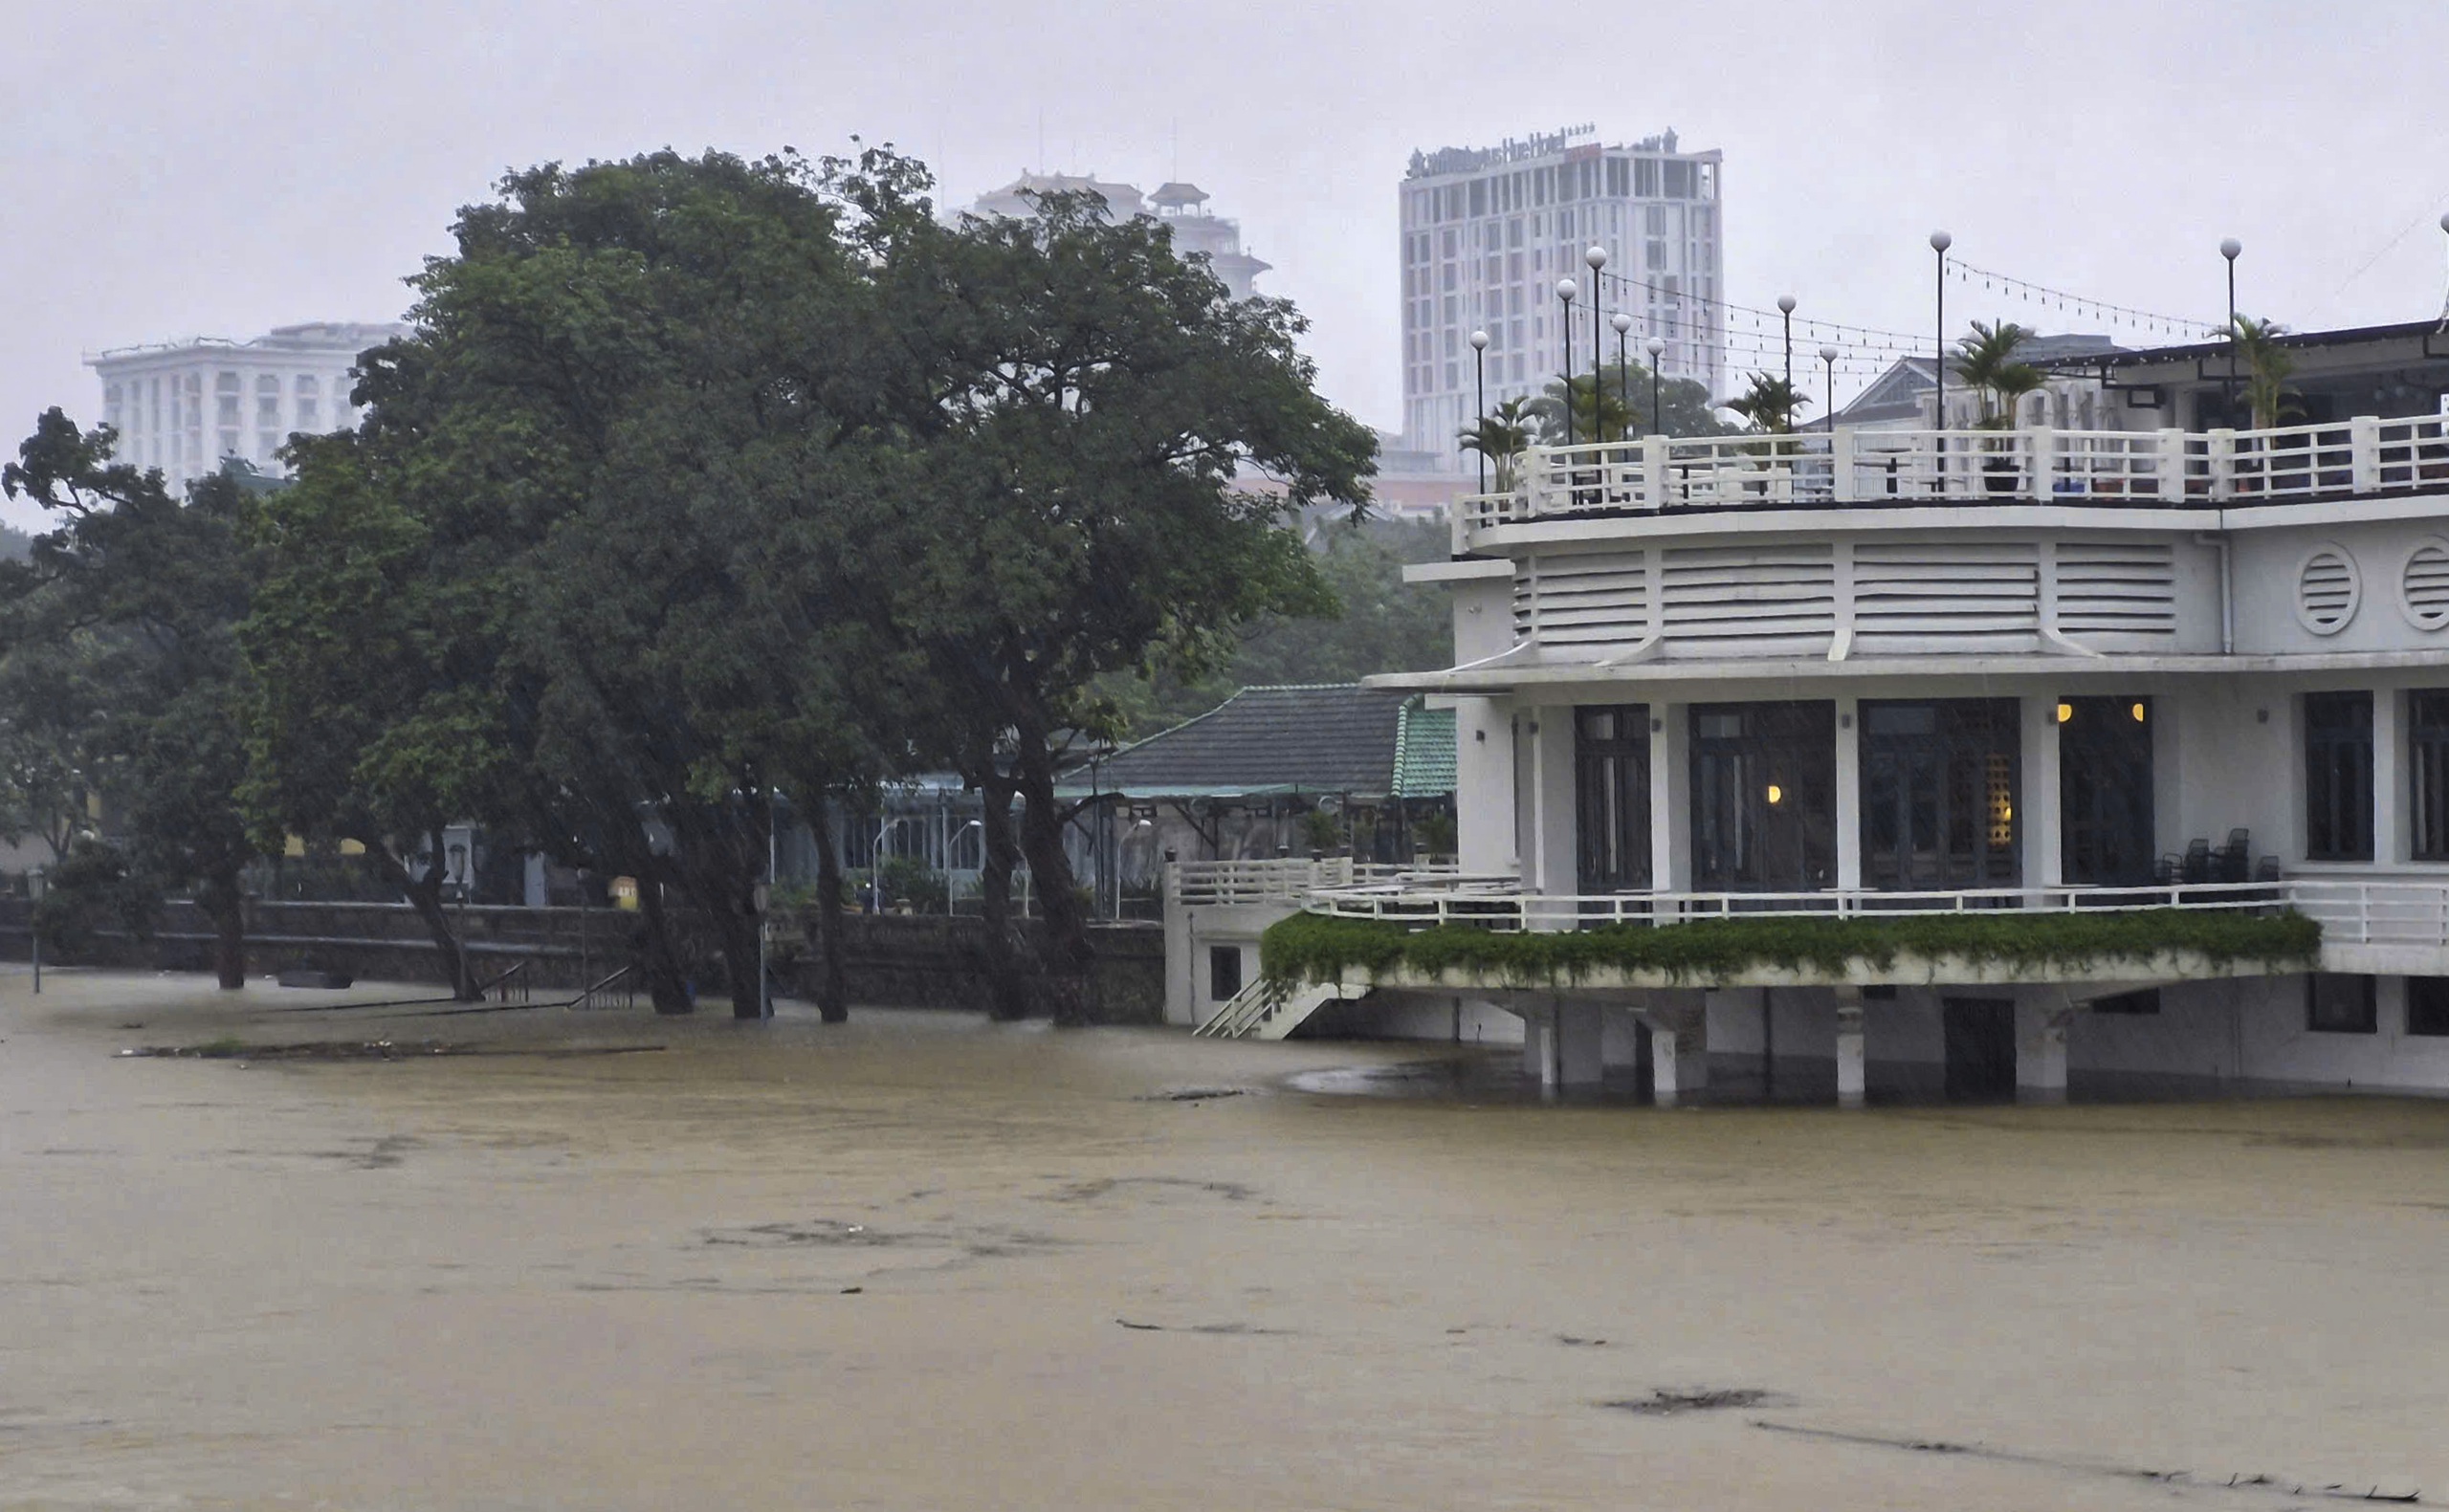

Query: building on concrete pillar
left=1179, top=319, right=2449, bottom=1102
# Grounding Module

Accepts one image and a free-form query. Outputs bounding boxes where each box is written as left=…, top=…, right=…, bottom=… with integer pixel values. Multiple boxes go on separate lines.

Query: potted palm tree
left=1952, top=320, right=2045, bottom=495
left=1456, top=396, right=1534, bottom=493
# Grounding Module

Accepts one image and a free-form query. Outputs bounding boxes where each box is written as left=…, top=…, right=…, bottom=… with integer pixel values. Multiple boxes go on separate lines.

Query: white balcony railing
left=1168, top=858, right=1467, bottom=908
left=1300, top=874, right=2449, bottom=953
left=1457, top=415, right=2449, bottom=539
left=1306, top=878, right=2289, bottom=929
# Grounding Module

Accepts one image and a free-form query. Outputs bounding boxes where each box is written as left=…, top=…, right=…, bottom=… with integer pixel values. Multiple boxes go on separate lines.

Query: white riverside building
left=1167, top=320, right=2449, bottom=1103
left=88, top=322, right=407, bottom=496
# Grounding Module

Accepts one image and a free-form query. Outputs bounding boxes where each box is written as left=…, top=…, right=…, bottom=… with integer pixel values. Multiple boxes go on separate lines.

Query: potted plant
left=1952, top=320, right=2044, bottom=495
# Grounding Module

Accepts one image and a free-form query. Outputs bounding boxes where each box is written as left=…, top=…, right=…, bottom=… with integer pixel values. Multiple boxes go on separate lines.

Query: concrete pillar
left=1647, top=990, right=1709, bottom=1107
left=1834, top=698, right=1863, bottom=890
left=2020, top=693, right=2063, bottom=887
left=522, top=852, right=549, bottom=909
left=1555, top=999, right=1605, bottom=1087
left=1526, top=708, right=1578, bottom=908
left=2375, top=687, right=2404, bottom=865
left=1455, top=695, right=1516, bottom=876
left=1650, top=703, right=1690, bottom=899
left=2015, top=987, right=2072, bottom=1104
left=1521, top=1004, right=1551, bottom=1083
left=1834, top=988, right=1866, bottom=1108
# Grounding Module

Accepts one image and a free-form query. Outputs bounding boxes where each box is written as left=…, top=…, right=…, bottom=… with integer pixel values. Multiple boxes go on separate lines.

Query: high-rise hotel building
left=1400, top=127, right=1724, bottom=463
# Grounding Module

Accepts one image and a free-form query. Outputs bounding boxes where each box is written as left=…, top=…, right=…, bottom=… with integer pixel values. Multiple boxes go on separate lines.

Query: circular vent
left=2297, top=546, right=2360, bottom=635
left=2404, top=540, right=2449, bottom=630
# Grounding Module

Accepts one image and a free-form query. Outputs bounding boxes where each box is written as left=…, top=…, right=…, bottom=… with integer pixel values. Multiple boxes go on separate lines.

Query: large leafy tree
left=244, top=148, right=903, bottom=1018
left=1, top=413, right=261, bottom=987
left=882, top=190, right=1375, bottom=1022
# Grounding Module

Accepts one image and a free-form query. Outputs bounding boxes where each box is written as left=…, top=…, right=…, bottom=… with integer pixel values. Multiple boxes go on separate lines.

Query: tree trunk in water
left=201, top=866, right=246, bottom=990
left=376, top=834, right=479, bottom=1001
left=807, top=800, right=849, bottom=1022
left=1013, top=736, right=1094, bottom=1027
left=632, top=868, right=695, bottom=1014
left=974, top=773, right=1030, bottom=1021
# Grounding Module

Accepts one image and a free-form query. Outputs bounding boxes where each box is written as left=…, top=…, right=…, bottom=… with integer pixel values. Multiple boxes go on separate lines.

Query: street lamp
left=1930, top=230, right=1952, bottom=429
left=1611, top=312, right=1633, bottom=442
left=1776, top=293, right=1797, bottom=393
left=2438, top=213, right=2449, bottom=329
left=1467, top=329, right=1489, bottom=491
left=1820, top=345, right=1838, bottom=434
left=26, top=866, right=44, bottom=995
left=2220, top=236, right=2242, bottom=425
left=1555, top=277, right=1578, bottom=447
left=1644, top=336, right=1665, bottom=434
left=1585, top=245, right=1609, bottom=442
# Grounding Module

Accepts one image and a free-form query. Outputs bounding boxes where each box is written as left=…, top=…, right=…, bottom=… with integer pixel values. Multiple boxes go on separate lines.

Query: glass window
left=2408, top=976, right=2449, bottom=1036
left=1860, top=699, right=2020, bottom=890
left=2411, top=691, right=2449, bottom=861
left=1575, top=705, right=1650, bottom=893
left=2305, top=692, right=2373, bottom=861
left=1689, top=702, right=1837, bottom=891
left=2306, top=974, right=2376, bottom=1034
left=2090, top=988, right=2161, bottom=1016
left=1207, top=945, right=1242, bottom=1002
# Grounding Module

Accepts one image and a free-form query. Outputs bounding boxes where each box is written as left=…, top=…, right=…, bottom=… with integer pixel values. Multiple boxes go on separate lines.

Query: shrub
left=1261, top=908, right=2322, bottom=989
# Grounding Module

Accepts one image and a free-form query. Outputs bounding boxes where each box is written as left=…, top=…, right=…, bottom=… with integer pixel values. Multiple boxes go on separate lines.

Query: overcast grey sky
left=7, top=0, right=2448, bottom=526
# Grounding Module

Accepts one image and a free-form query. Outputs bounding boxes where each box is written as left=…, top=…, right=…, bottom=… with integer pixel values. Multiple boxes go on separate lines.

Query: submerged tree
left=883, top=188, right=1375, bottom=1022
left=1, top=414, right=261, bottom=987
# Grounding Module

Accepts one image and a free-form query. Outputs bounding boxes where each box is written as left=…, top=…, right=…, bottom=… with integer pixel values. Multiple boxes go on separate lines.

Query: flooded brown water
left=7, top=969, right=2449, bottom=1509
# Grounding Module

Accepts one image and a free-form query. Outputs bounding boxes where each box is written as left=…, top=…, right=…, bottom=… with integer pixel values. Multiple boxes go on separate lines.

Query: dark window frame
left=2090, top=988, right=2162, bottom=1016
left=2059, top=695, right=2157, bottom=887
left=1574, top=705, right=1651, bottom=893
left=2408, top=976, right=2449, bottom=1037
left=1859, top=698, right=2022, bottom=891
left=2305, top=691, right=2375, bottom=863
left=2306, top=973, right=2377, bottom=1034
left=1688, top=701, right=1837, bottom=893
left=1207, top=945, right=1243, bottom=1002
left=2411, top=691, right=2449, bottom=862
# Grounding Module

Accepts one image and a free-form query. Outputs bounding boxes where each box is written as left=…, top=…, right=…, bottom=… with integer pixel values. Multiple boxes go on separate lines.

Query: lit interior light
left=2055, top=702, right=2073, bottom=723
left=1765, top=784, right=1784, bottom=806
left=2130, top=702, right=2147, bottom=723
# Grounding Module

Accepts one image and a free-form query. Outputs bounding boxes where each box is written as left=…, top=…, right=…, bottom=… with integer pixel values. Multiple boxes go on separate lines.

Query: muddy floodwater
left=7, top=972, right=2449, bottom=1509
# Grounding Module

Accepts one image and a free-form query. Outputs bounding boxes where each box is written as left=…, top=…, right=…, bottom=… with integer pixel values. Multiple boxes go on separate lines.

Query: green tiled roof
left=1391, top=696, right=1456, bottom=799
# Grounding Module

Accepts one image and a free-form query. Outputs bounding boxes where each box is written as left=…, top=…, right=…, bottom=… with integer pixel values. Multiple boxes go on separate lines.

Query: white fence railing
left=1305, top=878, right=2293, bottom=931
left=2284, top=879, right=2449, bottom=948
left=1168, top=858, right=1467, bottom=909
left=1468, top=415, right=2449, bottom=535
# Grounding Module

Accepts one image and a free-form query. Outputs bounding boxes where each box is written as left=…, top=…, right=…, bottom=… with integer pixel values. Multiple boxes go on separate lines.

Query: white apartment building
left=1401, top=126, right=1726, bottom=466
left=89, top=322, right=407, bottom=495
left=963, top=173, right=1270, bottom=300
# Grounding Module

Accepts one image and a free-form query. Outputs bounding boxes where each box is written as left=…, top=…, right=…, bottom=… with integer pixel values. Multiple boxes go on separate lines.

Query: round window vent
left=2403, top=539, right=2449, bottom=631
left=2297, top=546, right=2360, bottom=635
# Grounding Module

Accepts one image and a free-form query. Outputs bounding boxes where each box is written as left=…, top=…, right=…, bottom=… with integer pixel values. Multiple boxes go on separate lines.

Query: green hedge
left=1259, top=908, right=2322, bottom=989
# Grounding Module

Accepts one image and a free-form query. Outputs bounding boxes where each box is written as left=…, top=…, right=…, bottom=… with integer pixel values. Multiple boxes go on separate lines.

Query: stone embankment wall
left=0, top=900, right=1162, bottom=1022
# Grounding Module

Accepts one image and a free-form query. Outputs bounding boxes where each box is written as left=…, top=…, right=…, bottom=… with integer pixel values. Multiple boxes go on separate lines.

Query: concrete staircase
left=1193, top=977, right=1365, bottom=1041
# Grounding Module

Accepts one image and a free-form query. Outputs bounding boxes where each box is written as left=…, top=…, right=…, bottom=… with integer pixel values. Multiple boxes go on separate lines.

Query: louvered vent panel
left=2298, top=549, right=2358, bottom=634
left=1514, top=552, right=1647, bottom=648
left=2055, top=540, right=2178, bottom=641
left=1852, top=541, right=2040, bottom=652
left=1659, top=544, right=1836, bottom=656
left=2404, top=544, right=2449, bottom=630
